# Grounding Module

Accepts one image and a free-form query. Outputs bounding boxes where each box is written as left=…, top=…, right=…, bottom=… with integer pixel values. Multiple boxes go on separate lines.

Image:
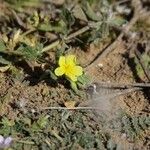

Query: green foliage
left=0, top=40, right=6, bottom=52
left=0, top=56, right=11, bottom=65
left=20, top=115, right=49, bottom=133
left=135, top=53, right=150, bottom=79
left=0, top=112, right=107, bottom=149
left=72, top=5, right=88, bottom=22
left=75, top=132, right=97, bottom=149
left=77, top=74, right=91, bottom=88
left=82, top=1, right=102, bottom=21
left=107, top=139, right=117, bottom=150
left=102, top=113, right=150, bottom=149
left=38, top=20, right=67, bottom=34
left=122, top=115, right=136, bottom=140
left=70, top=80, right=78, bottom=93
left=16, top=43, right=43, bottom=61
left=70, top=74, right=91, bottom=94
left=27, top=11, right=39, bottom=28
left=0, top=114, right=49, bottom=140
left=0, top=117, right=15, bottom=136
left=61, top=7, right=75, bottom=32
left=1, top=0, right=128, bottom=73
left=36, top=115, right=49, bottom=129
left=109, top=16, right=127, bottom=27
left=6, top=0, right=41, bottom=8
left=121, top=114, right=149, bottom=141
left=0, top=109, right=149, bottom=149
left=49, top=70, right=58, bottom=81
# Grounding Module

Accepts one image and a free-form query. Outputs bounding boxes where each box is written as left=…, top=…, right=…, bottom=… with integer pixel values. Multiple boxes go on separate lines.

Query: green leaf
left=31, top=122, right=41, bottom=132
left=82, top=1, right=102, bottom=21
left=37, top=115, right=49, bottom=129
left=0, top=40, right=6, bottom=52
left=72, top=5, right=88, bottom=22
left=38, top=23, right=52, bottom=31
left=0, top=56, right=11, bottom=65
left=107, top=139, right=116, bottom=150
left=134, top=53, right=150, bottom=78
left=139, top=117, right=147, bottom=130
left=0, top=117, right=14, bottom=135
left=16, top=43, right=43, bottom=61
left=109, top=16, right=127, bottom=27
left=38, top=20, right=67, bottom=34
left=6, top=0, right=41, bottom=7
left=1, top=117, right=15, bottom=127
left=49, top=70, right=58, bottom=80
left=61, top=7, right=75, bottom=31
left=77, top=74, right=91, bottom=86
left=142, top=53, right=150, bottom=69
left=70, top=81, right=78, bottom=93
left=28, top=11, right=39, bottom=27
left=132, top=117, right=142, bottom=134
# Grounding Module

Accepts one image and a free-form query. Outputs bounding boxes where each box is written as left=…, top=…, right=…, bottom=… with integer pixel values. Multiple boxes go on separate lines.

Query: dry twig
left=39, top=87, right=142, bottom=110
left=40, top=106, right=94, bottom=110
left=93, top=82, right=150, bottom=88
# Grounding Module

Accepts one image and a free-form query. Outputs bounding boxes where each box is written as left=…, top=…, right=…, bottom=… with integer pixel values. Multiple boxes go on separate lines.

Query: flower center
left=65, top=64, right=73, bottom=74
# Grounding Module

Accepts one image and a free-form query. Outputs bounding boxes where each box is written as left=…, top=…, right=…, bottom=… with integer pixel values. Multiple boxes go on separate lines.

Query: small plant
left=54, top=54, right=88, bottom=92
left=55, top=55, right=83, bottom=82
left=109, top=113, right=150, bottom=141
left=135, top=52, right=150, bottom=80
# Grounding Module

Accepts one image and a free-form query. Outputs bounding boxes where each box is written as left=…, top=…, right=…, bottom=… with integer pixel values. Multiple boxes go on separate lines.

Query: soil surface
left=1, top=37, right=149, bottom=149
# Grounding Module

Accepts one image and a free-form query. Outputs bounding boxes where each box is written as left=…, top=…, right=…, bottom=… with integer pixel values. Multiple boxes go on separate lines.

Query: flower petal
left=54, top=67, right=65, bottom=76
left=68, top=74, right=77, bottom=82
left=66, top=55, right=76, bottom=66
left=0, top=135, right=4, bottom=144
left=65, top=71, right=77, bottom=81
left=72, top=66, right=83, bottom=76
left=59, top=56, right=66, bottom=66
left=4, top=137, right=12, bottom=147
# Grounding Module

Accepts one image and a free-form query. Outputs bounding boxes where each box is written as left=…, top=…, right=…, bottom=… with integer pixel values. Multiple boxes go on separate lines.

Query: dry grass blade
left=39, top=106, right=94, bottom=110
left=92, top=82, right=150, bottom=88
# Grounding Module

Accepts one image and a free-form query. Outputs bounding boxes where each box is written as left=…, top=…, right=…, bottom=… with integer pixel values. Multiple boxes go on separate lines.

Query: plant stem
left=41, top=26, right=90, bottom=53
left=14, top=139, right=35, bottom=145
left=22, top=28, right=36, bottom=36
left=41, top=40, right=60, bottom=53
left=64, top=26, right=90, bottom=41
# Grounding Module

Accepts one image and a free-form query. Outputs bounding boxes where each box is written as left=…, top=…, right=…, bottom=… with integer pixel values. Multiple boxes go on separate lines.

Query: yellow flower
left=54, top=55, right=83, bottom=82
